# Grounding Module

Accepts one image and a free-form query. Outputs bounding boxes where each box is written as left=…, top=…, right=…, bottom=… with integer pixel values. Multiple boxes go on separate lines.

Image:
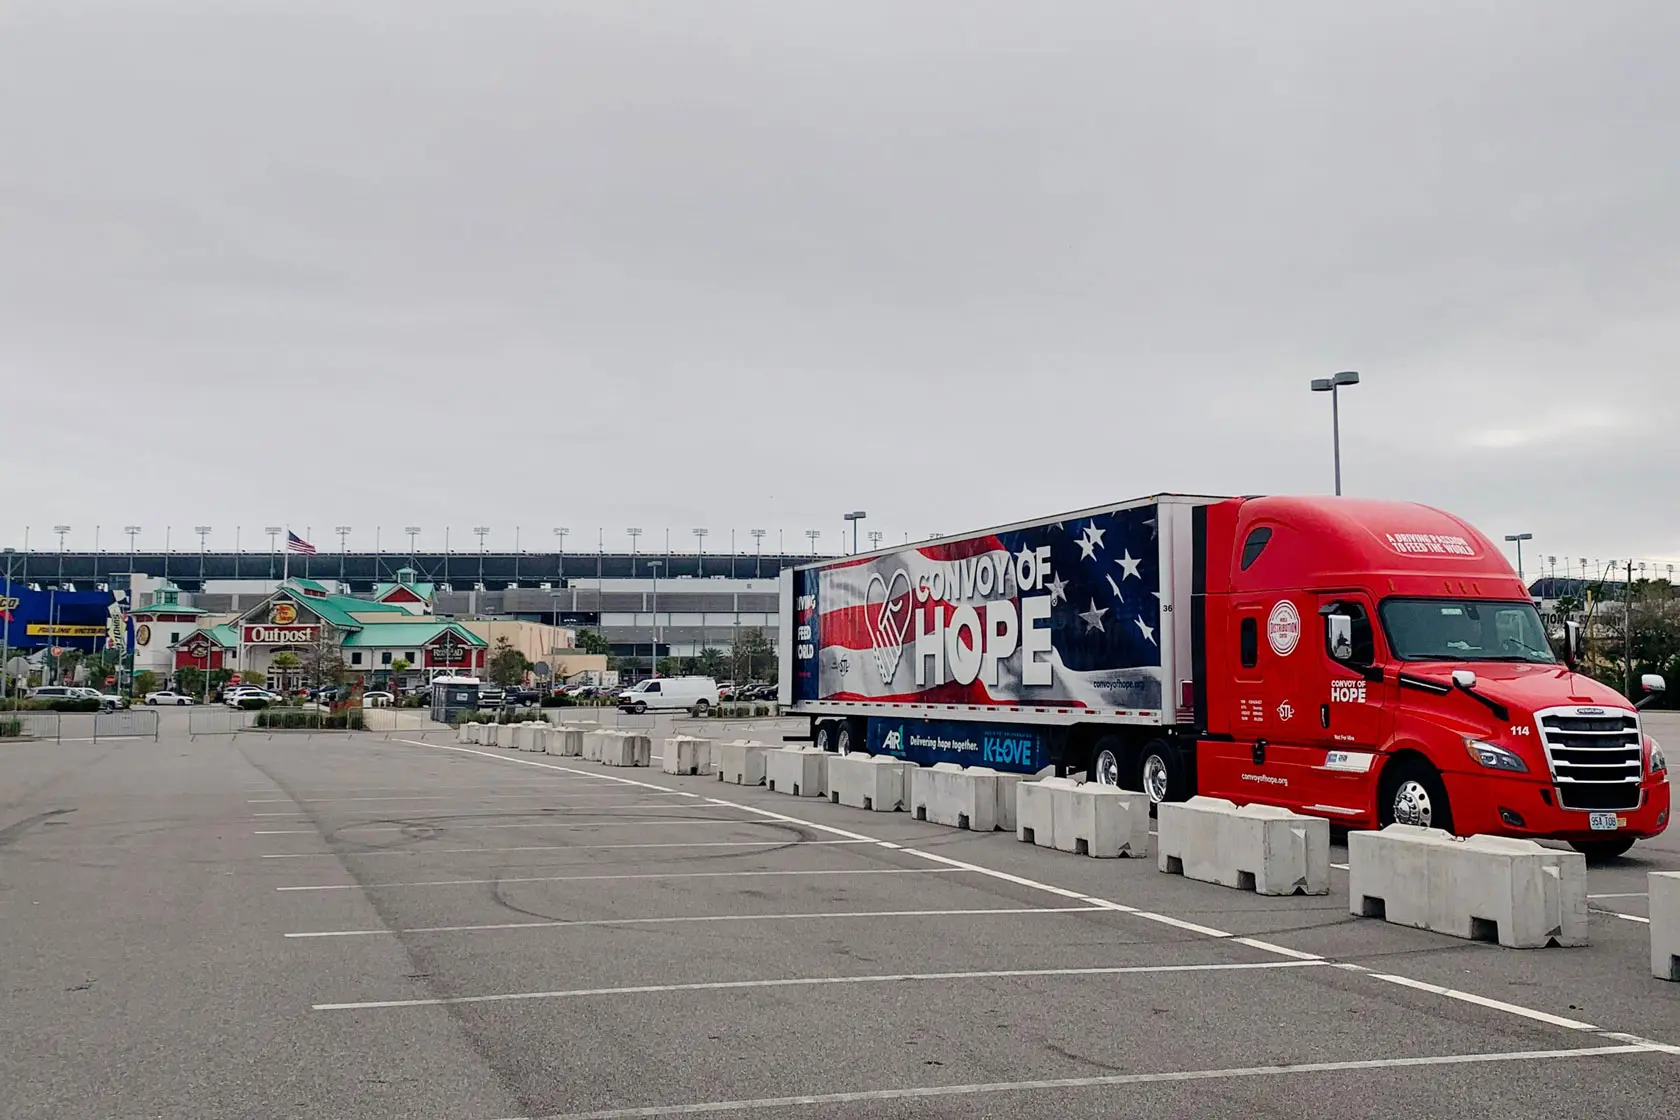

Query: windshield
left=1379, top=598, right=1556, bottom=663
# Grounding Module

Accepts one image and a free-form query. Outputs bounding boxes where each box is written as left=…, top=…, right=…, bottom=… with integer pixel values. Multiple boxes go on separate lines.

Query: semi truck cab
left=1193, top=496, right=1669, bottom=859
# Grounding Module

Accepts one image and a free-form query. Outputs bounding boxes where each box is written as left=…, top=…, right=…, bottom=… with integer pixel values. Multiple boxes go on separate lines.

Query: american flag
left=286, top=531, right=317, bottom=556
left=797, top=506, right=1164, bottom=713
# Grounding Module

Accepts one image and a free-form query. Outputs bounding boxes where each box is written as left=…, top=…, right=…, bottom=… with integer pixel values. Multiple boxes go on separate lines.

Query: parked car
left=29, top=685, right=123, bottom=711
left=616, top=676, right=719, bottom=714
left=504, top=688, right=542, bottom=708
left=477, top=685, right=505, bottom=709
left=144, top=691, right=194, bottom=706
left=225, top=686, right=281, bottom=708
left=362, top=691, right=394, bottom=708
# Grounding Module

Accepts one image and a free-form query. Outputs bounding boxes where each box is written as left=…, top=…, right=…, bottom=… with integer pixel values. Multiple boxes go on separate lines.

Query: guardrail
left=187, top=707, right=258, bottom=738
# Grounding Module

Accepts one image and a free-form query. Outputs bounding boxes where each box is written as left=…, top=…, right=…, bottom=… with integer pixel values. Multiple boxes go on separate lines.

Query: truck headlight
left=1648, top=737, right=1667, bottom=779
left=1464, top=738, right=1529, bottom=773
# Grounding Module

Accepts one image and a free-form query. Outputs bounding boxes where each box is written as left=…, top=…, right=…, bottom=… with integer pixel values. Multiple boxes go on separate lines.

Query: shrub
left=254, top=708, right=366, bottom=730
left=0, top=718, right=21, bottom=738
left=10, top=698, right=101, bottom=713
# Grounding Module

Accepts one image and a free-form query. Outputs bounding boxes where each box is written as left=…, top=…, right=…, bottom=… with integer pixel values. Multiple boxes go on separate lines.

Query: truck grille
left=1536, top=708, right=1643, bottom=812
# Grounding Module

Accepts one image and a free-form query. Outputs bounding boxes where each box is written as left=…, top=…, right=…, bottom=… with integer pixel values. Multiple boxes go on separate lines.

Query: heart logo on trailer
left=863, top=569, right=914, bottom=686
left=1267, top=600, right=1301, bottom=656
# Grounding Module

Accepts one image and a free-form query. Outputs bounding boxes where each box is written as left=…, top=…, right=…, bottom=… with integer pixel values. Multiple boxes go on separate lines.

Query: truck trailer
left=777, top=493, right=1669, bottom=859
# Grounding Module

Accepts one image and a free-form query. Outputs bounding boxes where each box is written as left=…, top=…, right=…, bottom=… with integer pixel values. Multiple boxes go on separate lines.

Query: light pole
left=693, top=528, right=708, bottom=577
left=868, top=530, right=883, bottom=553
left=404, top=526, right=421, bottom=569
left=750, top=528, right=766, bottom=579
left=553, top=527, right=568, bottom=587
left=627, top=527, right=641, bottom=578
left=1, top=547, right=15, bottom=703
left=1504, top=532, right=1533, bottom=583
left=647, top=559, right=662, bottom=680
left=843, top=511, right=867, bottom=556
left=194, top=526, right=212, bottom=589
left=265, top=526, right=283, bottom=590
left=1309, top=371, right=1360, bottom=495
left=474, top=526, right=490, bottom=589
left=806, top=529, right=820, bottom=555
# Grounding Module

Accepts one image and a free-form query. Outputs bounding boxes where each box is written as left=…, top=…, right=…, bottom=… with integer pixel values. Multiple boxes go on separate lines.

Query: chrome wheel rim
left=1393, top=779, right=1434, bottom=827
left=835, top=726, right=851, bottom=754
left=815, top=725, right=831, bottom=751
left=1142, top=754, right=1170, bottom=801
left=1093, top=749, right=1122, bottom=787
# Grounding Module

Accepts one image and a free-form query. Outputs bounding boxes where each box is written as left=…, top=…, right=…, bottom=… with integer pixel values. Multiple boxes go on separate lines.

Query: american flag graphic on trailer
left=793, top=505, right=1163, bottom=713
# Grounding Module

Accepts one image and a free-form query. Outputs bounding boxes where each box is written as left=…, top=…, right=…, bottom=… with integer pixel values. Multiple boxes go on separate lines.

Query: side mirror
left=1327, top=614, right=1354, bottom=661
left=1563, top=620, right=1582, bottom=669
left=1451, top=669, right=1478, bottom=690
left=1643, top=673, right=1667, bottom=695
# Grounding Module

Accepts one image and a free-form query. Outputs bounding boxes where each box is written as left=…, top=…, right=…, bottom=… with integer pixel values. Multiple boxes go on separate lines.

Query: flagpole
left=284, top=527, right=291, bottom=584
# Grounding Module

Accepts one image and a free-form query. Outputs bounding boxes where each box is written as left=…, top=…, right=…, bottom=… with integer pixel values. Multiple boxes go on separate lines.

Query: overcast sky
left=3, top=1, right=1676, bottom=574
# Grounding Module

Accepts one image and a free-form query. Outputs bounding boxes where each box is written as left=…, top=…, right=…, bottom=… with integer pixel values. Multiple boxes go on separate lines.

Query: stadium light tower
left=1309, top=371, right=1360, bottom=495
left=843, top=511, right=867, bottom=555
left=806, top=529, right=821, bottom=555
left=1503, top=532, right=1533, bottom=582
left=627, top=527, right=642, bottom=578
left=693, top=528, right=709, bottom=577
left=750, top=528, right=767, bottom=579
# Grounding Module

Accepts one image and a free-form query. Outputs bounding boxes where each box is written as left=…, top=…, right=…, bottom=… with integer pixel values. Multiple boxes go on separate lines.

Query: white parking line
left=256, top=818, right=775, bottom=837
left=286, top=904, right=1107, bottom=938
left=1592, top=909, right=1652, bottom=925
left=313, top=958, right=1323, bottom=1010
left=261, top=838, right=876, bottom=859
left=390, top=739, right=1662, bottom=1045
left=276, top=867, right=968, bottom=892
left=494, top=1044, right=1664, bottom=1118
left=1589, top=892, right=1648, bottom=900
left=247, top=789, right=616, bottom=803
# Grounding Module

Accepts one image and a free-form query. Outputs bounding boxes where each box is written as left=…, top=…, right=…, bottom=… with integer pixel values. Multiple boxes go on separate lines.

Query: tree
left=176, top=666, right=204, bottom=698
left=299, top=639, right=346, bottom=688
left=390, top=658, right=411, bottom=692
left=732, top=627, right=777, bottom=684
left=696, top=647, right=728, bottom=679
left=271, top=652, right=301, bottom=671
left=132, top=670, right=159, bottom=697
left=575, top=629, right=611, bottom=656
left=487, top=637, right=529, bottom=686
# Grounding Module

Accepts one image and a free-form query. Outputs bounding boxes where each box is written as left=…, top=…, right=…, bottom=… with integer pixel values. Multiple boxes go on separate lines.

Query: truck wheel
left=632, top=702, right=647, bottom=715
left=1089, top=736, right=1125, bottom=787
left=834, top=721, right=856, bottom=755
left=1380, top=758, right=1454, bottom=833
left=813, top=720, right=836, bottom=752
left=1569, top=838, right=1635, bottom=862
left=1137, top=739, right=1188, bottom=804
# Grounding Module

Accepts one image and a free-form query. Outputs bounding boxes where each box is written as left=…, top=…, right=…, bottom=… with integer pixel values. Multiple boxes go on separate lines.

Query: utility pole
left=647, top=560, right=662, bottom=681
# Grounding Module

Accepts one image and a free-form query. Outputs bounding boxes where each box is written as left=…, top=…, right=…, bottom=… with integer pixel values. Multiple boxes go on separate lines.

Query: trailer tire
left=1137, top=739, right=1190, bottom=805
left=1089, top=735, right=1126, bottom=787
left=813, top=720, right=837, bottom=753
left=835, top=719, right=859, bottom=755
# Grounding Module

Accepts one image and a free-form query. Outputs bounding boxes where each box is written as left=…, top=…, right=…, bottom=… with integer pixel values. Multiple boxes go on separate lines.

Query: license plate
left=1588, top=812, right=1619, bottom=832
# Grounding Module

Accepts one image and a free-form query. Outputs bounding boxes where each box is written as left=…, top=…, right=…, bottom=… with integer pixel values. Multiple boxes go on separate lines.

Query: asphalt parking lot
left=2, top=711, right=1676, bottom=1119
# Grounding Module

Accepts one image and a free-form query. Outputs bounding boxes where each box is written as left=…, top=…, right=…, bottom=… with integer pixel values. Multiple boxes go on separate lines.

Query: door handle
left=1320, top=704, right=1330, bottom=729
left=1252, top=739, right=1267, bottom=765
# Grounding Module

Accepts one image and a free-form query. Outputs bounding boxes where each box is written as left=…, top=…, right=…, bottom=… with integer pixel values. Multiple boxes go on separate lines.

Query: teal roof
left=208, top=623, right=240, bottom=646
left=374, top=581, right=436, bottom=601
left=340, top=622, right=485, bottom=648
left=286, top=577, right=331, bottom=594
left=133, top=602, right=206, bottom=616
left=258, top=585, right=411, bottom=630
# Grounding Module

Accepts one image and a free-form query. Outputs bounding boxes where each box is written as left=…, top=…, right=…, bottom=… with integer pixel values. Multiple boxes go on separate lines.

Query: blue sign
left=867, top=717, right=1048, bottom=774
left=0, top=585, right=121, bottom=652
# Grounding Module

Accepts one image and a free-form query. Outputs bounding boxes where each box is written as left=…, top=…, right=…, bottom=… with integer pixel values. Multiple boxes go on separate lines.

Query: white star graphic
left=1013, top=545, right=1035, bottom=586
left=1079, top=599, right=1108, bottom=633
left=1105, top=574, right=1125, bottom=602
left=1085, top=522, right=1107, bottom=550
left=1134, top=616, right=1157, bottom=645
left=1077, top=531, right=1098, bottom=561
left=1116, top=549, right=1143, bottom=580
left=1046, top=574, right=1069, bottom=605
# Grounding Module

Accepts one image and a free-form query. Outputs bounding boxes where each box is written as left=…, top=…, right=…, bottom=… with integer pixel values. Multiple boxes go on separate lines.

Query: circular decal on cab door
left=1267, top=600, right=1301, bottom=656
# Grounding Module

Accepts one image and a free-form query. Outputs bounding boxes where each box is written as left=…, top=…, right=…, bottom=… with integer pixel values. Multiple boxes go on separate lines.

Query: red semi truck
left=779, top=493, right=1669, bottom=859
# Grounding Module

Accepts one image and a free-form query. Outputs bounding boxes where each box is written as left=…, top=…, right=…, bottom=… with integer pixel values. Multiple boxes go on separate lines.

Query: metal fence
left=91, top=709, right=159, bottom=741
left=187, top=706, right=258, bottom=737
left=1, top=711, right=63, bottom=742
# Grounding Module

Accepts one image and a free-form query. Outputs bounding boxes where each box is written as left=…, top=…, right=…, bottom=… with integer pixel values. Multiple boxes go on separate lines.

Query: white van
left=616, top=676, right=719, bottom=714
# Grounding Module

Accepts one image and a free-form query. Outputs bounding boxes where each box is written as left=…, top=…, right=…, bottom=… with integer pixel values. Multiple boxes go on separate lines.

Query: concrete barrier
left=661, top=736, right=713, bottom=776
left=549, top=726, right=586, bottom=757
left=766, top=747, right=828, bottom=797
left=1653, top=872, right=1680, bottom=981
left=1347, top=825, right=1587, bottom=948
left=459, top=722, right=478, bottom=744
left=603, top=732, right=652, bottom=767
left=510, top=722, right=537, bottom=751
left=1016, top=778, right=1150, bottom=859
left=994, top=771, right=1025, bottom=833
left=1157, top=797, right=1329, bottom=896
left=910, top=763, right=999, bottom=832
left=714, top=739, right=768, bottom=786
left=583, top=730, right=612, bottom=761
left=828, top=753, right=910, bottom=812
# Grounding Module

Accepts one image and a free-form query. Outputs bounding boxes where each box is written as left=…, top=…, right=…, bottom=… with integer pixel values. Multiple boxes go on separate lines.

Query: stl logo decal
left=863, top=569, right=913, bottom=686
left=271, top=602, right=299, bottom=625
left=1276, top=700, right=1294, bottom=722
